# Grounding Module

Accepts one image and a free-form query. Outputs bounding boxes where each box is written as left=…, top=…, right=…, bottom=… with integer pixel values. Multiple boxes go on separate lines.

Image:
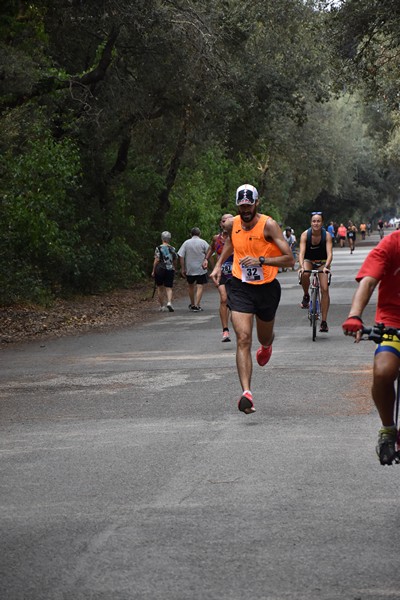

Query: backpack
left=156, top=245, right=175, bottom=271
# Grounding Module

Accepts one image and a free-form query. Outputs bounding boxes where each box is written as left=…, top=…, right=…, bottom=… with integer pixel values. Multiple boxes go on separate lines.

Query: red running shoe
left=238, top=391, right=255, bottom=414
left=256, top=344, right=272, bottom=367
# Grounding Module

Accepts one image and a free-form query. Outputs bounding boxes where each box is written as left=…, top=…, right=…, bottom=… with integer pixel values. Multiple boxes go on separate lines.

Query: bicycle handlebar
left=361, top=323, right=400, bottom=344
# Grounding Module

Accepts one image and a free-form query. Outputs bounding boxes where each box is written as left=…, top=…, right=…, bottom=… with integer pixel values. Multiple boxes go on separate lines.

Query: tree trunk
left=152, top=110, right=190, bottom=231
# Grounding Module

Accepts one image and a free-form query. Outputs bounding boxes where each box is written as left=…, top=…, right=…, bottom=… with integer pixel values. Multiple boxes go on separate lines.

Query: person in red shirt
left=342, top=230, right=400, bottom=465
left=337, top=223, right=347, bottom=248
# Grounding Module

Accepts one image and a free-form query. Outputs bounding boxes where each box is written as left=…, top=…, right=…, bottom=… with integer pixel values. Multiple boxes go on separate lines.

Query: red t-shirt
left=356, top=230, right=400, bottom=327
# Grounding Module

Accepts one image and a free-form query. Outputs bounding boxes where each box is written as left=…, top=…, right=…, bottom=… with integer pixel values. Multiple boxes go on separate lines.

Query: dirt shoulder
left=0, top=278, right=189, bottom=347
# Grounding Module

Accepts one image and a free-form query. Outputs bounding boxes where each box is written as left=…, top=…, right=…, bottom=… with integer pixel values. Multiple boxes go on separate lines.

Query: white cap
left=236, top=184, right=259, bottom=205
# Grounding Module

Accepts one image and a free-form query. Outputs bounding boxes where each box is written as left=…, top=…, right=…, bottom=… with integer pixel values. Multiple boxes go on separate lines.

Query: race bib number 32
left=241, top=265, right=264, bottom=282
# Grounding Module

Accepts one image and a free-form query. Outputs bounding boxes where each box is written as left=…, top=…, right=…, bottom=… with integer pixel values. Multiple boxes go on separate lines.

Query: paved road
left=1, top=232, right=399, bottom=600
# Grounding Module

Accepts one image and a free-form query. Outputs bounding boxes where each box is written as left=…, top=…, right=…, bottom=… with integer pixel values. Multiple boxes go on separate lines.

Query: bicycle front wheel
left=311, top=288, right=317, bottom=341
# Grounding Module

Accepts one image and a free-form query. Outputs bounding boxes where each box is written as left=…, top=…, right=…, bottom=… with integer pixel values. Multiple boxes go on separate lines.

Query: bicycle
left=300, top=269, right=331, bottom=341
left=361, top=323, right=400, bottom=464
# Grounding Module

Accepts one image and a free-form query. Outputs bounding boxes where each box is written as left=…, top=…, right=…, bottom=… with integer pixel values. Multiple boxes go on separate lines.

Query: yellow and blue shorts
left=375, top=334, right=400, bottom=359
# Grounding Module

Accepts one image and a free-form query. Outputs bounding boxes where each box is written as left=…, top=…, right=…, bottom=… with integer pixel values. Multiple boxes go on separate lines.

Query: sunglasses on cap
left=311, top=211, right=322, bottom=215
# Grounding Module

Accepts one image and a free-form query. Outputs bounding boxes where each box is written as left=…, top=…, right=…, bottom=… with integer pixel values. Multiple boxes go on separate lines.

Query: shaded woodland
left=1, top=0, right=400, bottom=304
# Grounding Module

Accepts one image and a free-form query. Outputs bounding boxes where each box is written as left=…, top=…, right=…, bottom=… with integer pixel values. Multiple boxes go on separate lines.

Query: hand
left=239, top=256, right=259, bottom=267
left=323, top=266, right=331, bottom=274
left=210, top=267, right=221, bottom=286
left=342, top=316, right=363, bottom=337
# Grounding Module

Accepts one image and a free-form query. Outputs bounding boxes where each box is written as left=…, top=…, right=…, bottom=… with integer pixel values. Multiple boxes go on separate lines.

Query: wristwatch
left=259, top=256, right=266, bottom=266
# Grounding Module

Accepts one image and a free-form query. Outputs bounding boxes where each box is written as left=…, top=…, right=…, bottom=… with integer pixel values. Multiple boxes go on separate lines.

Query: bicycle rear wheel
left=311, top=288, right=317, bottom=341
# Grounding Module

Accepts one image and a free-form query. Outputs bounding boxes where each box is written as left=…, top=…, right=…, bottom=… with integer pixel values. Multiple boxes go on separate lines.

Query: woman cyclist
left=298, top=212, right=333, bottom=333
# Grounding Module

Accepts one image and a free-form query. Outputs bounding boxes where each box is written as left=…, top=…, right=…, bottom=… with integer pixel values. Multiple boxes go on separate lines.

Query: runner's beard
left=240, top=205, right=257, bottom=222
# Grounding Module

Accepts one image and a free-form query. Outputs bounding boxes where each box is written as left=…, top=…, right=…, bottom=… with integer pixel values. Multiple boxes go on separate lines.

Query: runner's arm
left=346, top=276, right=378, bottom=318
left=205, top=237, right=216, bottom=261
left=203, top=236, right=216, bottom=269
left=151, top=248, right=160, bottom=277
left=262, top=218, right=295, bottom=269
left=297, top=231, right=307, bottom=272
left=179, top=254, right=186, bottom=277
left=342, top=276, right=379, bottom=341
left=324, top=232, right=333, bottom=272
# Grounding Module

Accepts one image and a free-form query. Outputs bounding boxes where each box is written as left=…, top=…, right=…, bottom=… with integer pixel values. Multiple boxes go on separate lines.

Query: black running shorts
left=186, top=274, right=208, bottom=285
left=226, top=277, right=281, bottom=322
left=155, top=267, right=175, bottom=288
left=219, top=273, right=231, bottom=286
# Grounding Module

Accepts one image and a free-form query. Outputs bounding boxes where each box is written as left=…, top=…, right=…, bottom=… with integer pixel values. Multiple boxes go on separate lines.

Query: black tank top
left=305, top=228, right=327, bottom=262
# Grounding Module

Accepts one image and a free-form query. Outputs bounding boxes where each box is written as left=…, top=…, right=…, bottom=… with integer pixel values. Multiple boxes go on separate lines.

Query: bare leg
left=219, top=284, right=229, bottom=330
left=301, top=271, right=310, bottom=297
left=156, top=285, right=164, bottom=308
left=166, top=287, right=173, bottom=303
left=255, top=316, right=275, bottom=347
left=231, top=311, right=254, bottom=392
left=319, top=272, right=330, bottom=322
left=196, top=284, right=204, bottom=307
left=372, top=352, right=400, bottom=427
left=187, top=283, right=195, bottom=306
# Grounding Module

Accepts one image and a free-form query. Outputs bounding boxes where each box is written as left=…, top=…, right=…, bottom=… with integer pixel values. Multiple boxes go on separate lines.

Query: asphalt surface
left=1, top=231, right=400, bottom=600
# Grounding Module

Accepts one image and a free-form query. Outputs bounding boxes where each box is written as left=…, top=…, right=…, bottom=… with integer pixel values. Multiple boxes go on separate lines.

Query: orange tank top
left=231, top=214, right=281, bottom=284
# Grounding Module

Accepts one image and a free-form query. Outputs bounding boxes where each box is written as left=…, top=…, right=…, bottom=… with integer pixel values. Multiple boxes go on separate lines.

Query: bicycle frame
left=308, top=270, right=320, bottom=341
left=300, top=269, right=324, bottom=341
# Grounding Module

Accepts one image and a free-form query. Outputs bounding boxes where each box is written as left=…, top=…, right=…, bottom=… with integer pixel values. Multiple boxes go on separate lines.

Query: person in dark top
left=347, top=221, right=357, bottom=253
left=377, top=218, right=385, bottom=239
left=298, top=212, right=333, bottom=332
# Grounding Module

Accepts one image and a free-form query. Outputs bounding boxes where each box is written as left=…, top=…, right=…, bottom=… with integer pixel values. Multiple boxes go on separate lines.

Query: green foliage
left=2, top=0, right=400, bottom=305
left=111, top=161, right=166, bottom=272
left=0, top=124, right=82, bottom=303
left=166, top=147, right=260, bottom=246
left=71, top=238, right=141, bottom=294
left=0, top=1, right=48, bottom=47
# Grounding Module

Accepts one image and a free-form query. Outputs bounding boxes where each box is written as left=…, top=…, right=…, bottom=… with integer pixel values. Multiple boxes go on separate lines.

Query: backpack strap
left=158, top=245, right=165, bottom=263
left=307, top=227, right=326, bottom=245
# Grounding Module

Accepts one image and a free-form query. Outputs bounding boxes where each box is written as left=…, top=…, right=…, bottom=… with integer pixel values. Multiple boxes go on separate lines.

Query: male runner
left=204, top=214, right=234, bottom=341
left=210, top=184, right=294, bottom=414
left=342, top=230, right=400, bottom=465
left=298, top=212, right=333, bottom=332
left=347, top=221, right=357, bottom=254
